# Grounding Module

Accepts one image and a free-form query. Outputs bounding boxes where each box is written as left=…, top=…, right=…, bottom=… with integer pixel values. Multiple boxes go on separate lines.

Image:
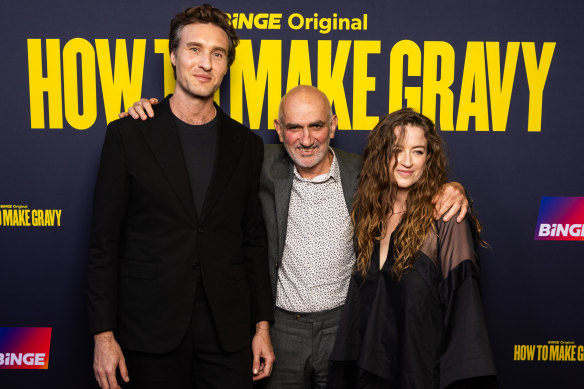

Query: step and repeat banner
left=1, top=0, right=583, bottom=387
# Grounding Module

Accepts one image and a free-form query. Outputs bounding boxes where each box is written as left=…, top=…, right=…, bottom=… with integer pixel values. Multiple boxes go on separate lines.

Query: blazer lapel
left=272, top=154, right=293, bottom=264
left=337, top=149, right=361, bottom=212
left=137, top=98, right=198, bottom=225
left=198, top=106, right=243, bottom=225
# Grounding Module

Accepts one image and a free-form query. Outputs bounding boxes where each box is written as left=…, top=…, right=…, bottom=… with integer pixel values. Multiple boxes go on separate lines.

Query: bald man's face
left=275, top=91, right=337, bottom=179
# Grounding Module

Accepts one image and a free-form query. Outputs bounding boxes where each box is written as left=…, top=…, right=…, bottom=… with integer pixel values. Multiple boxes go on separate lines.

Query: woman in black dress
left=328, top=109, right=498, bottom=388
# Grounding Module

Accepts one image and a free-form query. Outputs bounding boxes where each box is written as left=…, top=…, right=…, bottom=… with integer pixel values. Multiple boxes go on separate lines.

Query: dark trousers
left=122, top=275, right=252, bottom=389
left=262, top=306, right=343, bottom=389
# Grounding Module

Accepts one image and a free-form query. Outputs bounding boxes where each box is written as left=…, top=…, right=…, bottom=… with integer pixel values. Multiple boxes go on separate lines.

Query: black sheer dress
left=328, top=217, right=498, bottom=389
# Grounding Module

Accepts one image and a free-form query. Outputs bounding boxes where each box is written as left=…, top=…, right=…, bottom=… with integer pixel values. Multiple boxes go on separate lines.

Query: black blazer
left=87, top=97, right=273, bottom=353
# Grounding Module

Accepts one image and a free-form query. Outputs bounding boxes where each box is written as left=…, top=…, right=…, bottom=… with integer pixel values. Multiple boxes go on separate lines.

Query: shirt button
left=197, top=227, right=204, bottom=233
left=192, top=263, right=200, bottom=270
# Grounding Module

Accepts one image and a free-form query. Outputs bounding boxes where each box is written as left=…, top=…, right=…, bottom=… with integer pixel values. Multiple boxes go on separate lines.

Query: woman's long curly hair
left=352, top=108, right=448, bottom=280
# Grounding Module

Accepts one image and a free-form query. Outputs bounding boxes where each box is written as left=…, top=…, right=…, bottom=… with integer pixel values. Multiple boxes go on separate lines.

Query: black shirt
left=174, top=113, right=218, bottom=217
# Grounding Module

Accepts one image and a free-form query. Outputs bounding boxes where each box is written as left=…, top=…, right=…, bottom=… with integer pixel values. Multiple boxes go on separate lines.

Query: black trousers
left=122, top=274, right=252, bottom=389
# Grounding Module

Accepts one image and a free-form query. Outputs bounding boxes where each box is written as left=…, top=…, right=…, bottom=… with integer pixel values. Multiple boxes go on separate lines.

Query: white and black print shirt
left=276, top=149, right=355, bottom=313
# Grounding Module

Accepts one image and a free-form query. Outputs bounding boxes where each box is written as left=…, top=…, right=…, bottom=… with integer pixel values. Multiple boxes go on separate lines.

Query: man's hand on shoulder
left=93, top=330, right=129, bottom=389
left=432, top=182, right=469, bottom=222
left=118, top=98, right=159, bottom=120
left=251, top=321, right=275, bottom=381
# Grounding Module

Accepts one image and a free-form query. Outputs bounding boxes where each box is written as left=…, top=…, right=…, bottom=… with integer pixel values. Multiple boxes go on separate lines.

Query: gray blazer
left=259, top=144, right=363, bottom=298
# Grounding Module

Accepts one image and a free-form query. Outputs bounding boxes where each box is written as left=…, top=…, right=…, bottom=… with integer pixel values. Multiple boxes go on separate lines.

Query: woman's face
left=389, top=125, right=428, bottom=191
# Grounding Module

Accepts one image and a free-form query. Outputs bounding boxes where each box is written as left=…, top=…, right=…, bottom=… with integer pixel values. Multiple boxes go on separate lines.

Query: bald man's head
left=278, top=85, right=333, bottom=124
left=274, top=85, right=338, bottom=179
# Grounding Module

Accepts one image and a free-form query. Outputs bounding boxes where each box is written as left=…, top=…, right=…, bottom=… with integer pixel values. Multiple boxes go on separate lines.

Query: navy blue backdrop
left=1, top=0, right=583, bottom=387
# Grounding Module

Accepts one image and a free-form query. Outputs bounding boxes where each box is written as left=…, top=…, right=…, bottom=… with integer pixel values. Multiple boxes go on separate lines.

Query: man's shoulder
left=263, top=143, right=287, bottom=158
left=108, top=97, right=172, bottom=131
left=261, top=144, right=291, bottom=183
left=332, top=147, right=363, bottom=169
left=105, top=115, right=145, bottom=137
left=263, top=144, right=290, bottom=167
left=217, top=106, right=263, bottom=147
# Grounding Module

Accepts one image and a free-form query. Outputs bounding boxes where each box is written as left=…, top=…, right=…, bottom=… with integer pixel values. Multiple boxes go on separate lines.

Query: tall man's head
left=169, top=4, right=239, bottom=99
left=275, top=86, right=338, bottom=179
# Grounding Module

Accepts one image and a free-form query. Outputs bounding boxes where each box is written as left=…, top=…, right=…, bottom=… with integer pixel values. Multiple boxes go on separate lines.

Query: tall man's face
left=275, top=87, right=338, bottom=179
left=171, top=23, right=229, bottom=99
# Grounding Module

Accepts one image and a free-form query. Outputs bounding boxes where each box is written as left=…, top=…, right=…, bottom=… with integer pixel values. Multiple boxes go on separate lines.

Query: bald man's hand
left=118, top=98, right=159, bottom=120
left=432, top=182, right=469, bottom=222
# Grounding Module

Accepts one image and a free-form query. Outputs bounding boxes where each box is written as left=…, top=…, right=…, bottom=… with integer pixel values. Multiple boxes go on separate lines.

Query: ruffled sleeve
left=436, top=217, right=498, bottom=389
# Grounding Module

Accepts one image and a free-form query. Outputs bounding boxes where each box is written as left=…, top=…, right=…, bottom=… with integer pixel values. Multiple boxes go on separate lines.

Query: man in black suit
left=87, top=5, right=274, bottom=389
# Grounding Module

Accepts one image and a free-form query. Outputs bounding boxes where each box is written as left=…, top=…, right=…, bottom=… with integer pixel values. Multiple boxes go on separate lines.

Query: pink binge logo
left=0, top=327, right=52, bottom=369
left=534, top=197, right=584, bottom=241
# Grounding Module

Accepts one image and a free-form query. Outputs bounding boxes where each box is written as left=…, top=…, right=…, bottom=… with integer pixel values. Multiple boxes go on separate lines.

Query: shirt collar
left=293, top=147, right=339, bottom=183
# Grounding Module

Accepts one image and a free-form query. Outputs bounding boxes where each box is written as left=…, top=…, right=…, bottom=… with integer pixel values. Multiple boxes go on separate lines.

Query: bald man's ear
left=274, top=119, right=285, bottom=143
left=329, top=114, right=338, bottom=139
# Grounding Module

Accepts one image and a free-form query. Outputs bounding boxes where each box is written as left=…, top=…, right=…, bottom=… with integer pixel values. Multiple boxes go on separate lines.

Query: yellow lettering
left=389, top=40, right=422, bottom=113
left=568, top=345, right=576, bottom=361
left=525, top=345, right=535, bottom=360
left=20, top=210, right=31, bottom=226
left=513, top=345, right=521, bottom=360
left=353, top=41, right=380, bottom=130
left=238, top=13, right=253, bottom=29
left=268, top=14, right=282, bottom=29
left=319, top=17, right=331, bottom=35
left=286, top=40, right=312, bottom=92
left=253, top=13, right=267, bottom=29
left=96, top=39, right=146, bottom=124
left=422, top=41, right=455, bottom=131
left=154, top=39, right=175, bottom=97
left=318, top=40, right=351, bottom=129
left=522, top=42, right=555, bottom=132
left=288, top=14, right=303, bottom=30
left=549, top=345, right=559, bottom=360
left=559, top=345, right=566, bottom=360
left=456, top=42, right=489, bottom=131
left=43, top=210, right=51, bottom=226
left=62, top=38, right=97, bottom=130
left=27, top=39, right=63, bottom=129
left=55, top=210, right=62, bottom=226
left=486, top=42, right=519, bottom=131
left=230, top=40, right=282, bottom=129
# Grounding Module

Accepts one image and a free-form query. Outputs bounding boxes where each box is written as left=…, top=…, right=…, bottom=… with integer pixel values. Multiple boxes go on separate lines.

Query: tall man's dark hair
left=169, top=3, right=239, bottom=74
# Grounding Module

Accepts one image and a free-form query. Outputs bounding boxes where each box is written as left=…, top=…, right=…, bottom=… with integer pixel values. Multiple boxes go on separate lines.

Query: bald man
left=257, top=86, right=362, bottom=388
left=122, top=85, right=469, bottom=389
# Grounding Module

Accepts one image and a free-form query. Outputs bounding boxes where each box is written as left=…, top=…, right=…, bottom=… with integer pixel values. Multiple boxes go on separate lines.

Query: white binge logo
left=538, top=224, right=584, bottom=237
left=0, top=353, right=46, bottom=366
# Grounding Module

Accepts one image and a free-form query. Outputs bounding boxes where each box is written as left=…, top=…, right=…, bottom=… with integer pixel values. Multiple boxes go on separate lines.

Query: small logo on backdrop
left=0, top=327, right=52, bottom=369
left=0, top=204, right=61, bottom=227
left=534, top=197, right=584, bottom=241
left=513, top=340, right=584, bottom=362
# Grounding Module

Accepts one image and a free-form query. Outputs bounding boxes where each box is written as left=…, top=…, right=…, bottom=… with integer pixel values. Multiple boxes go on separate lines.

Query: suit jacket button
left=192, top=263, right=200, bottom=269
left=197, top=227, right=204, bottom=233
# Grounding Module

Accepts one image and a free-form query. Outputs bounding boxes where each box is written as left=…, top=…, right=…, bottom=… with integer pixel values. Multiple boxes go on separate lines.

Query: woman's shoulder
left=435, top=213, right=474, bottom=244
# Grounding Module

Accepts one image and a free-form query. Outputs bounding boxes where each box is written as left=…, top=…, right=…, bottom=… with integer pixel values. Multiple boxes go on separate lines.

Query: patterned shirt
left=276, top=149, right=356, bottom=313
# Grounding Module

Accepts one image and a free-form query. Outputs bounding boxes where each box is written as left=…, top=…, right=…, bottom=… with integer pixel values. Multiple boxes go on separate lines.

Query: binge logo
left=534, top=197, right=584, bottom=241
left=0, top=327, right=52, bottom=369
